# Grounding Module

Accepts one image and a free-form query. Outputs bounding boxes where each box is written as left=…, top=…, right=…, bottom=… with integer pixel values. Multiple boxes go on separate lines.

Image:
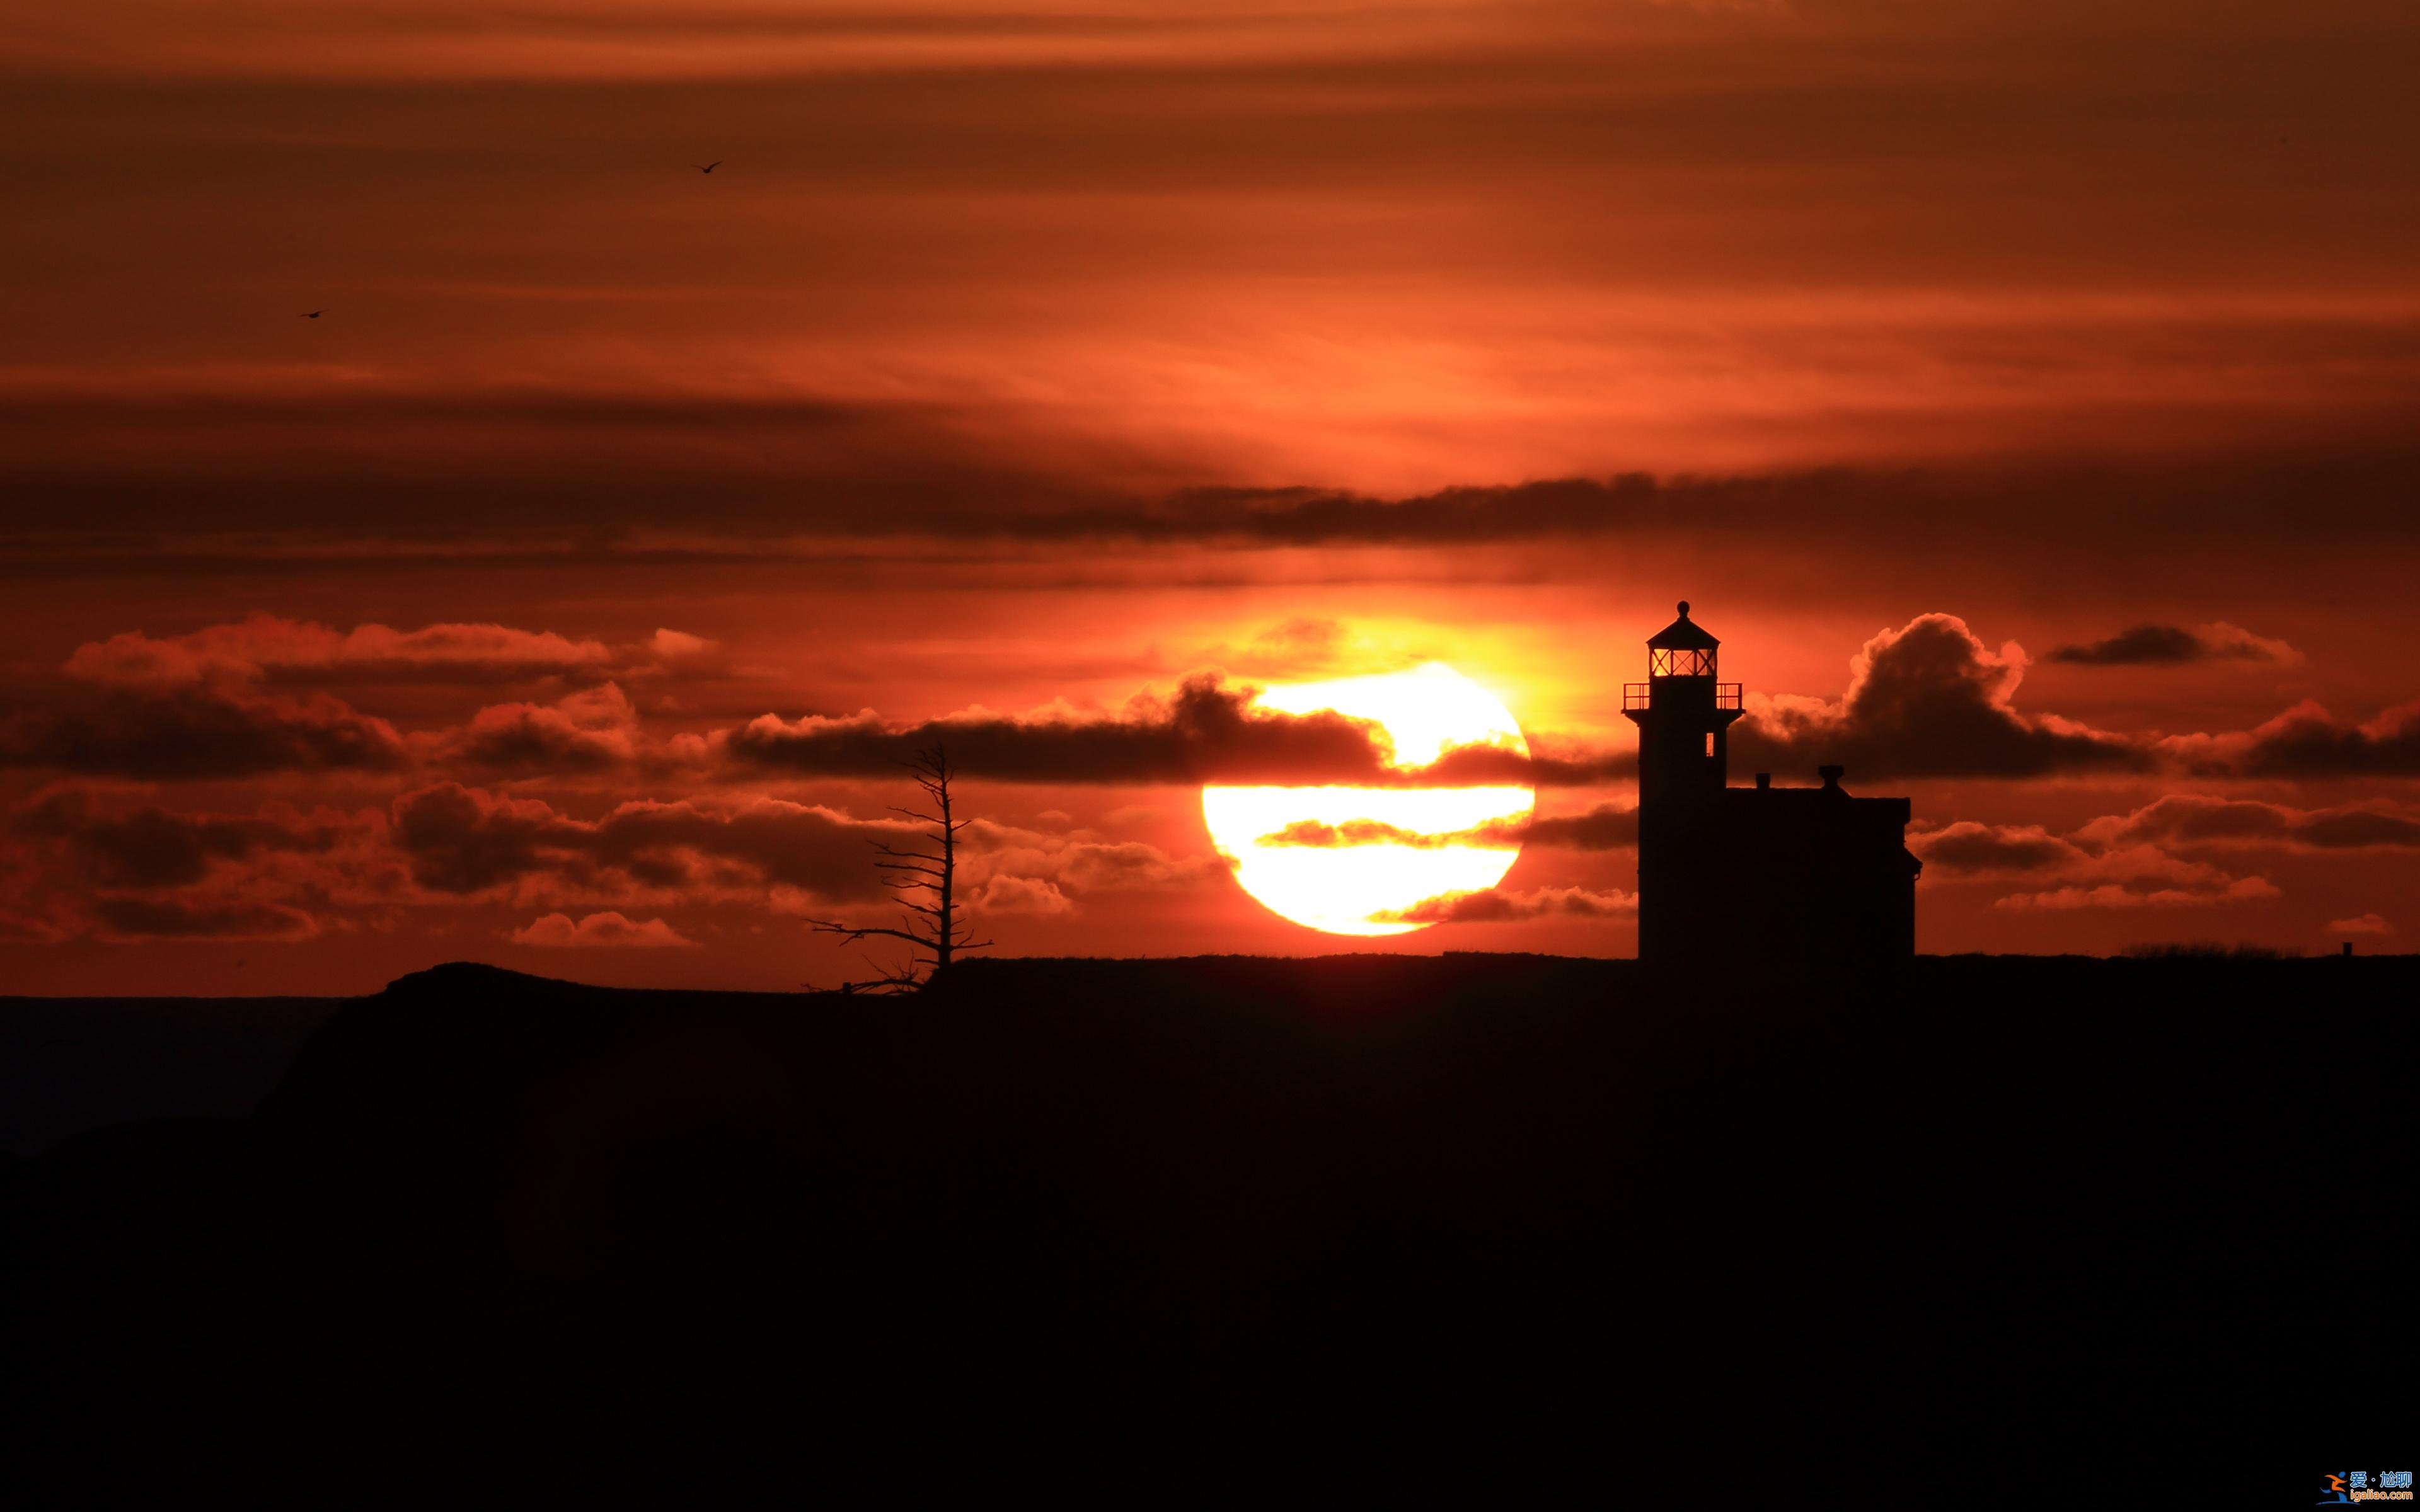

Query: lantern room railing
left=1624, top=682, right=1741, bottom=711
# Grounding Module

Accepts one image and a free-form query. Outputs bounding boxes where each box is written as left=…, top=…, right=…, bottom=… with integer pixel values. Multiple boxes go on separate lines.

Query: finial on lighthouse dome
left=1647, top=600, right=1720, bottom=652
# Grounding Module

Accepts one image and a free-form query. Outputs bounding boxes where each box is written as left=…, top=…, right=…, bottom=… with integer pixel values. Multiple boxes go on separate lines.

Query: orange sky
left=2, top=0, right=2415, bottom=991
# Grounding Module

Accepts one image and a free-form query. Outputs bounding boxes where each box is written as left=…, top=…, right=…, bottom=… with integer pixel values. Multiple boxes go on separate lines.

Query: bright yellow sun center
left=1202, top=662, right=1533, bottom=935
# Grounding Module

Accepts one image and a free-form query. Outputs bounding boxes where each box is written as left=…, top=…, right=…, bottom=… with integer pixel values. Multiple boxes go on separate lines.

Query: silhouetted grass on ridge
left=2119, top=940, right=2303, bottom=960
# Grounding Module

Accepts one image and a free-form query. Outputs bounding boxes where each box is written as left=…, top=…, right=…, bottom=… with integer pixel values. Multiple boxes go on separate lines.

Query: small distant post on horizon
left=2343, top=941, right=2354, bottom=958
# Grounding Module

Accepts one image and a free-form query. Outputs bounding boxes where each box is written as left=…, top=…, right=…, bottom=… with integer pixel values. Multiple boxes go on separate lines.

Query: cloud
left=0, top=684, right=408, bottom=779
left=1251, top=816, right=1516, bottom=851
left=389, top=783, right=914, bottom=901
left=390, top=784, right=597, bottom=895
left=1918, top=798, right=2420, bottom=885
left=799, top=823, right=1217, bottom=931
left=1992, top=876, right=2281, bottom=911
left=13, top=789, right=351, bottom=888
left=0, top=778, right=1238, bottom=948
left=431, top=683, right=641, bottom=774
left=580, top=642, right=1633, bottom=789
left=1908, top=822, right=2086, bottom=876
left=2046, top=621, right=2298, bottom=666
left=64, top=616, right=627, bottom=687
left=1241, top=617, right=1351, bottom=672
left=1121, top=476, right=1855, bottom=548
left=1908, top=812, right=2290, bottom=909
left=1731, top=614, right=2146, bottom=781
left=2072, top=795, right=2420, bottom=852
left=1915, top=822, right=2252, bottom=894
left=1368, top=885, right=1637, bottom=924
left=1245, top=803, right=1633, bottom=851
left=507, top=911, right=696, bottom=948
left=644, top=629, right=718, bottom=662
left=84, top=895, right=322, bottom=940
left=972, top=875, right=1075, bottom=916
left=721, top=671, right=1408, bottom=786
left=9, top=619, right=741, bottom=782
left=1521, top=803, right=1639, bottom=850
left=14, top=435, right=2420, bottom=575
left=963, top=819, right=1233, bottom=896
left=1915, top=792, right=2420, bottom=915
left=1420, top=738, right=1634, bottom=788
left=2162, top=700, right=2420, bottom=777
left=1, top=789, right=405, bottom=942
left=0, top=908, right=64, bottom=943
left=2327, top=914, right=2394, bottom=936
left=3, top=2, right=1539, bottom=82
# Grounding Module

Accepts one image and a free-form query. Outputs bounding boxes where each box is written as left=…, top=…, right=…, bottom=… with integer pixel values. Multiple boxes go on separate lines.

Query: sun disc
left=1202, top=663, right=1533, bottom=935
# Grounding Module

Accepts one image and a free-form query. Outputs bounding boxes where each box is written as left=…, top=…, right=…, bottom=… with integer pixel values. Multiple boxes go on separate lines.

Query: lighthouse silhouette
left=1623, top=602, right=1922, bottom=966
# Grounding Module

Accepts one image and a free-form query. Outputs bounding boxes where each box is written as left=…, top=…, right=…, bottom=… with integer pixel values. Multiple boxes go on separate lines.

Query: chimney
left=1754, top=772, right=1771, bottom=790
left=1818, top=764, right=1844, bottom=790
left=2343, top=941, right=2354, bottom=958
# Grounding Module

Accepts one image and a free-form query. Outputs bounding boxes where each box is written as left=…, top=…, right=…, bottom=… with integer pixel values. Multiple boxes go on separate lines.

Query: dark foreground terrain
left=6, top=954, right=2411, bottom=1500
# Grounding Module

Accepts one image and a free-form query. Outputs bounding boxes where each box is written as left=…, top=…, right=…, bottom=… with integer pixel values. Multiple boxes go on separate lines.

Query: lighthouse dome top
left=1647, top=600, right=1720, bottom=651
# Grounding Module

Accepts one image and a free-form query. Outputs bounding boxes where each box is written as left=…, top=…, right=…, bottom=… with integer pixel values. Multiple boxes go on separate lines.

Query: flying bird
left=694, top=161, right=722, bottom=174
left=300, top=309, right=323, bottom=319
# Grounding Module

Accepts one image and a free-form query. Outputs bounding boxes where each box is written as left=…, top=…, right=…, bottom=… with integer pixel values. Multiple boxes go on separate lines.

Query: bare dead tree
left=806, top=745, right=991, bottom=992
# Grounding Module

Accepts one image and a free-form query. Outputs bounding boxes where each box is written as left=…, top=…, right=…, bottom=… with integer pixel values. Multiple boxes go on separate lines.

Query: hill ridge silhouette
left=8, top=951, right=2411, bottom=1500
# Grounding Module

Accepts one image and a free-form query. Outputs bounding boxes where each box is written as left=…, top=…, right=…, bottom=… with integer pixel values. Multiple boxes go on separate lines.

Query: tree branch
left=805, top=920, right=938, bottom=951
left=809, top=740, right=988, bottom=992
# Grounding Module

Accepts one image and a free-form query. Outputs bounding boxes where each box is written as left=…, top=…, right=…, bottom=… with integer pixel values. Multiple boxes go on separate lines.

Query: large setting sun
left=1202, top=663, right=1534, bottom=934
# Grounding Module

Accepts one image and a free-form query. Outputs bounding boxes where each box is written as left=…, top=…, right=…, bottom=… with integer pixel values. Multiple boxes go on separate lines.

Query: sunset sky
left=3, top=0, right=2416, bottom=992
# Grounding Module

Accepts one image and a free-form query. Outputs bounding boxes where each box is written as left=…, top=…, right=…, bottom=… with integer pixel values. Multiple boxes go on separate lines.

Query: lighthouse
left=1623, top=602, right=1921, bottom=968
left=1627, top=600, right=1741, bottom=804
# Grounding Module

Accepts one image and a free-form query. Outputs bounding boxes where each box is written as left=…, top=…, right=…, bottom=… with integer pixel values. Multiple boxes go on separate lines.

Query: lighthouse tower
left=1622, top=602, right=1743, bottom=964
left=1621, top=600, right=1922, bottom=968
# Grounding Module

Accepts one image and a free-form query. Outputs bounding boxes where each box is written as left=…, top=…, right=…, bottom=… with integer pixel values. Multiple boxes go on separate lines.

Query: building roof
left=1646, top=600, right=1720, bottom=651
left=1719, top=784, right=1913, bottom=827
